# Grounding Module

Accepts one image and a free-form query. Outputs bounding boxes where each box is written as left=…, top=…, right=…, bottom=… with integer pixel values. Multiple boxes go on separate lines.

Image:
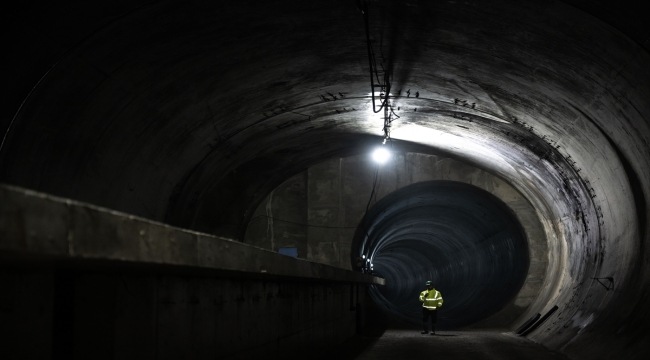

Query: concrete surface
left=328, top=329, right=571, bottom=360
left=0, top=184, right=383, bottom=285
left=2, top=0, right=650, bottom=359
left=0, top=183, right=380, bottom=359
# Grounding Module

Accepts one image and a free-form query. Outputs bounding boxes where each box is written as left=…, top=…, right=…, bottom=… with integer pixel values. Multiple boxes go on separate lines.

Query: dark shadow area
left=320, top=290, right=388, bottom=360
left=320, top=331, right=384, bottom=360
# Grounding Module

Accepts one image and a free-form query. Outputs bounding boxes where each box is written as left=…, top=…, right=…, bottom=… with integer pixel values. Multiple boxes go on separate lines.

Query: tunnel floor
left=327, top=329, right=570, bottom=360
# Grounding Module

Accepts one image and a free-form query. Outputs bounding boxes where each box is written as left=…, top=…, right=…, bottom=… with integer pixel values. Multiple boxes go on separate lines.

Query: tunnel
left=356, top=180, right=529, bottom=329
left=2, top=0, right=650, bottom=359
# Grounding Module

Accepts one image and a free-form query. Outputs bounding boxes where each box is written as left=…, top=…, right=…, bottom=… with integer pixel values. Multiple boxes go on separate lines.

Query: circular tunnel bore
left=355, top=180, right=530, bottom=329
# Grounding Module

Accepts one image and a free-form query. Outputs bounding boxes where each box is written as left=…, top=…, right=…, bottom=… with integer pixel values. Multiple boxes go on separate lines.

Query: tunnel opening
left=353, top=180, right=530, bottom=329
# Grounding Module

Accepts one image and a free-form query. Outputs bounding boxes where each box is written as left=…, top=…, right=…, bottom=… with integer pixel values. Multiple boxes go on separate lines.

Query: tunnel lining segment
left=355, top=180, right=531, bottom=329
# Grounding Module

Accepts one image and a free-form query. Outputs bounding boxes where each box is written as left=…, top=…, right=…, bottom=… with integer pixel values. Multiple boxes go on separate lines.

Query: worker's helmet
left=425, top=281, right=432, bottom=286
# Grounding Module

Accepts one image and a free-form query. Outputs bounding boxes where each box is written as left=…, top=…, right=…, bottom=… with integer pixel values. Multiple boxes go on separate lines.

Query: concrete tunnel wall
left=244, top=153, right=549, bottom=329
left=2, top=0, right=650, bottom=359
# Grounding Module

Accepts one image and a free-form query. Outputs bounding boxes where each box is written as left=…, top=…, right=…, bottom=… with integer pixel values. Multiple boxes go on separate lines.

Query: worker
left=419, top=280, right=443, bottom=335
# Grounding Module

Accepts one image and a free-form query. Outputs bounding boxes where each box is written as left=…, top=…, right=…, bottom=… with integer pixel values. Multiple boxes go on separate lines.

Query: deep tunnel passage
left=3, top=0, right=650, bottom=358
left=354, top=181, right=529, bottom=329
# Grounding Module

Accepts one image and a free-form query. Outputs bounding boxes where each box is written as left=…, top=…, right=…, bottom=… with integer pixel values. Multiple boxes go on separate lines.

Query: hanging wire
left=360, top=0, right=399, bottom=145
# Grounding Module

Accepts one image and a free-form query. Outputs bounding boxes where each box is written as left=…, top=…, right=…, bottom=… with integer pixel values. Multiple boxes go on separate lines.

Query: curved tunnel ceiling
left=356, top=181, right=529, bottom=329
left=2, top=0, right=650, bottom=358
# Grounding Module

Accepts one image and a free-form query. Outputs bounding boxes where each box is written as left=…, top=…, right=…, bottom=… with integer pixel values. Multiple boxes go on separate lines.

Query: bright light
left=372, top=147, right=391, bottom=164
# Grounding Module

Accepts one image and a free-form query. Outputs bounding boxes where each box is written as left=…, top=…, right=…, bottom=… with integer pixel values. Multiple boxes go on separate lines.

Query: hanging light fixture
left=372, top=146, right=391, bottom=164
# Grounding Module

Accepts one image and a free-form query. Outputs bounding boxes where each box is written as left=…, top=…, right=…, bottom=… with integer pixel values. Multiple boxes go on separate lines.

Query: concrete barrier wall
left=0, top=184, right=379, bottom=359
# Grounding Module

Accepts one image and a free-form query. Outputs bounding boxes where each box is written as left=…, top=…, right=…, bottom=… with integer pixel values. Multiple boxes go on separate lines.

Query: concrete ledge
left=0, top=184, right=384, bottom=285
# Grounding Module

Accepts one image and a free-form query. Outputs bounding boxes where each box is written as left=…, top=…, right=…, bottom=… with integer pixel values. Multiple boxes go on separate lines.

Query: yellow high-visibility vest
left=419, top=289, right=443, bottom=310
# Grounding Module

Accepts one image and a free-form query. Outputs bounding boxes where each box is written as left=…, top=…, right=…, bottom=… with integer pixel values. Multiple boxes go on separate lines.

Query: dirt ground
left=327, top=329, right=571, bottom=360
